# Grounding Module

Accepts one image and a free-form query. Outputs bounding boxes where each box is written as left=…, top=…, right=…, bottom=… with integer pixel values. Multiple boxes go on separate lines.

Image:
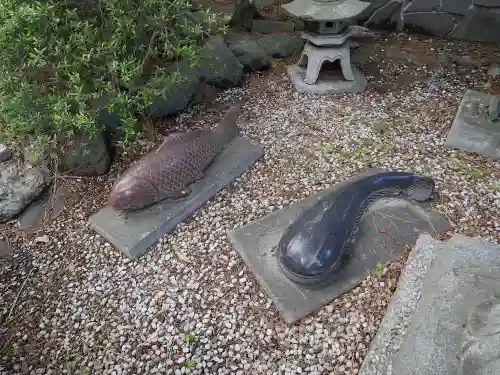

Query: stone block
left=403, top=12, right=458, bottom=37
left=286, top=64, right=367, bottom=94
left=359, top=234, right=444, bottom=375
left=252, top=19, right=295, bottom=33
left=224, top=32, right=271, bottom=71
left=391, top=234, right=500, bottom=375
left=442, top=0, right=473, bottom=15
left=460, top=296, right=500, bottom=375
left=89, top=137, right=264, bottom=260
left=444, top=89, right=500, bottom=160
left=448, top=6, right=500, bottom=43
left=227, top=168, right=451, bottom=324
left=404, top=0, right=440, bottom=12
left=365, top=0, right=402, bottom=26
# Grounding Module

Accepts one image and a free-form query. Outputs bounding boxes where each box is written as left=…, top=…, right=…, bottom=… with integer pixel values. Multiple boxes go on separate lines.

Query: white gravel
left=1, top=35, right=500, bottom=375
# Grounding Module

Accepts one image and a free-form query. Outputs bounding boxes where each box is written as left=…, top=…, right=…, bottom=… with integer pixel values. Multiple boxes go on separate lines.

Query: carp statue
left=276, top=171, right=436, bottom=287
left=107, top=105, right=242, bottom=211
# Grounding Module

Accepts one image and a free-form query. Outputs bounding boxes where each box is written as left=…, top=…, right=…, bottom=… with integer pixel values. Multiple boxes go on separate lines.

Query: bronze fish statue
left=107, top=105, right=242, bottom=211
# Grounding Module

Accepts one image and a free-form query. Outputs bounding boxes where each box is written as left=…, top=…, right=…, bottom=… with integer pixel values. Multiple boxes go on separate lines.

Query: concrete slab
left=286, top=64, right=367, bottom=94
left=359, top=234, right=444, bottom=375
left=444, top=89, right=500, bottom=160
left=89, top=137, right=264, bottom=260
left=228, top=168, right=451, bottom=324
left=391, top=234, right=500, bottom=375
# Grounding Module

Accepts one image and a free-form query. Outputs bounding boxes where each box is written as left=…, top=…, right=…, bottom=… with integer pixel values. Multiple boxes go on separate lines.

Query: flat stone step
left=359, top=233, right=444, bottom=375
left=391, top=234, right=500, bottom=375
left=444, top=89, right=500, bottom=160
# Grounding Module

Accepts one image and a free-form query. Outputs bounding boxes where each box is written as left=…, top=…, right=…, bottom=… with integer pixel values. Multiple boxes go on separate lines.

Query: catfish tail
left=213, top=105, right=241, bottom=151
left=404, top=175, right=435, bottom=202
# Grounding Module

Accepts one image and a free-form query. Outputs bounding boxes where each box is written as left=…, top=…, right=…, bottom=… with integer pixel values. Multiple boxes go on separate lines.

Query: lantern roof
left=282, top=0, right=370, bottom=22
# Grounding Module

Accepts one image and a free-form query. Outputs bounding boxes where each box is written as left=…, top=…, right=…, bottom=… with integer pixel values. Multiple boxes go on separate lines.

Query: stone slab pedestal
left=359, top=234, right=444, bottom=375
left=445, top=89, right=500, bottom=160
left=286, top=64, right=367, bottom=94
left=89, top=137, right=264, bottom=260
left=227, top=168, right=451, bottom=324
left=391, top=234, right=500, bottom=375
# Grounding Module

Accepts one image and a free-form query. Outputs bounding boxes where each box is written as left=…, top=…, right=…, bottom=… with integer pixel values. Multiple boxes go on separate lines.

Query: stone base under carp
left=89, top=137, right=264, bottom=260
left=227, top=168, right=451, bottom=325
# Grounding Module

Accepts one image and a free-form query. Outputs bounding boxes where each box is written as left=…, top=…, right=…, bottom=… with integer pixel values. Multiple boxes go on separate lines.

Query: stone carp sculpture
left=107, top=105, right=242, bottom=211
left=277, top=171, right=436, bottom=286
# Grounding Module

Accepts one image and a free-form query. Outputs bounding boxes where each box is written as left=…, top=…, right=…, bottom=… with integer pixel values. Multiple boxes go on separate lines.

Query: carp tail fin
left=213, top=104, right=241, bottom=146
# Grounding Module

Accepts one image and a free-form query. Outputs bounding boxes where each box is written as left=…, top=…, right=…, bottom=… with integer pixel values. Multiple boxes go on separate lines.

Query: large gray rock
left=228, top=168, right=451, bottom=324
left=441, top=0, right=473, bottom=15
left=360, top=0, right=500, bottom=43
left=444, top=89, right=500, bottom=160
left=365, top=0, right=402, bottom=26
left=391, top=234, right=500, bottom=375
left=257, top=34, right=304, bottom=58
left=231, top=0, right=263, bottom=29
left=404, top=0, right=440, bottom=12
left=224, top=32, right=271, bottom=71
left=145, top=62, right=202, bottom=119
left=60, top=130, right=111, bottom=176
left=0, top=143, right=11, bottom=163
left=403, top=11, right=458, bottom=37
left=0, top=164, right=49, bottom=223
left=197, top=36, right=244, bottom=89
left=356, top=0, right=390, bottom=22
left=448, top=5, right=500, bottom=44
left=359, top=234, right=444, bottom=375
left=460, top=296, right=500, bottom=375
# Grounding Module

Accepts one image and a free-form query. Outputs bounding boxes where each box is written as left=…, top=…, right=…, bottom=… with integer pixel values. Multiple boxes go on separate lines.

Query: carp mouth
left=107, top=175, right=159, bottom=211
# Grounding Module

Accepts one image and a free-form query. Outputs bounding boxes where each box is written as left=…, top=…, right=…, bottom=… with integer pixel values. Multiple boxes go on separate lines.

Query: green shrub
left=0, top=0, right=223, bottom=164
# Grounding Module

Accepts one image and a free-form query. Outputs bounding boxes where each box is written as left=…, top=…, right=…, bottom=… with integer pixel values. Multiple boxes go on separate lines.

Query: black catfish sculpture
left=276, top=171, right=436, bottom=286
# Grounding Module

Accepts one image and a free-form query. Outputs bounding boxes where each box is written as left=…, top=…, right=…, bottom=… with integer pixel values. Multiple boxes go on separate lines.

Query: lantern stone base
left=286, top=63, right=367, bottom=94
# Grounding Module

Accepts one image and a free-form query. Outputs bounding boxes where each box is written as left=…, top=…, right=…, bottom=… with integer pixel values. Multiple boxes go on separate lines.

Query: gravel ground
left=1, top=34, right=500, bottom=375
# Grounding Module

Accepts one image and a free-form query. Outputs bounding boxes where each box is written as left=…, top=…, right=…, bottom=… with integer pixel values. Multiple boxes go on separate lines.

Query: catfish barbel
left=276, top=171, right=436, bottom=286
left=107, top=105, right=241, bottom=211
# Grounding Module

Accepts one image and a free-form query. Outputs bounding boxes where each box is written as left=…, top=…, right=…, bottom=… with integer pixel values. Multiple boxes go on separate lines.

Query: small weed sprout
left=183, top=360, right=197, bottom=369
left=183, top=332, right=198, bottom=344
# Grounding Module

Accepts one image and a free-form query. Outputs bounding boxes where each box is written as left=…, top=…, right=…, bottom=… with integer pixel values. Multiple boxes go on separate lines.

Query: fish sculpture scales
left=276, top=172, right=436, bottom=286
left=107, top=105, right=242, bottom=211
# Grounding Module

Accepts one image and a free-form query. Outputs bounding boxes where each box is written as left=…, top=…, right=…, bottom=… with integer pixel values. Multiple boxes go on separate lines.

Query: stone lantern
left=282, top=0, right=370, bottom=93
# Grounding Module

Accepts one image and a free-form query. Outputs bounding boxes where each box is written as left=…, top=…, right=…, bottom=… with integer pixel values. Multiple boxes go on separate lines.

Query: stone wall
left=360, top=0, right=500, bottom=44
